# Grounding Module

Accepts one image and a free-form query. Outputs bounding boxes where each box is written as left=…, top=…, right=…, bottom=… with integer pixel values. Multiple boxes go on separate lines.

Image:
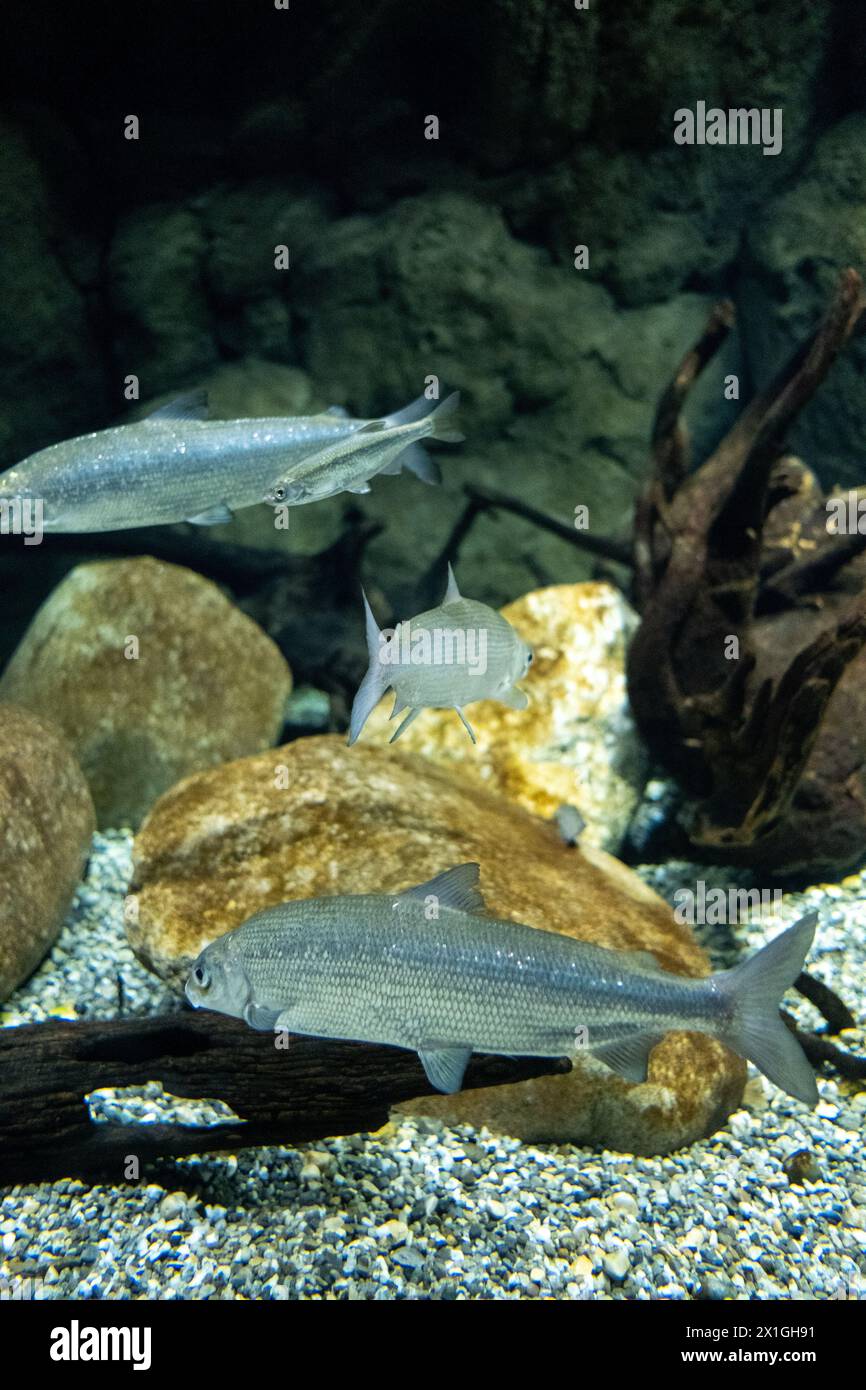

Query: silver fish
left=264, top=391, right=463, bottom=507
left=0, top=389, right=441, bottom=533
left=348, top=564, right=533, bottom=745
left=554, top=803, right=586, bottom=846
left=184, top=863, right=819, bottom=1105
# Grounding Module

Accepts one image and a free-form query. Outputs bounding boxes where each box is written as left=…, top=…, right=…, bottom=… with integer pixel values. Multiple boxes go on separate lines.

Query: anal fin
left=186, top=502, right=233, bottom=526
left=588, top=1033, right=661, bottom=1084
left=418, top=1045, right=472, bottom=1094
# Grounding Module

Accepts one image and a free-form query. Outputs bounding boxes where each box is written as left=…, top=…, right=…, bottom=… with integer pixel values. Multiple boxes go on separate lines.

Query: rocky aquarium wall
left=0, top=0, right=864, bottom=1332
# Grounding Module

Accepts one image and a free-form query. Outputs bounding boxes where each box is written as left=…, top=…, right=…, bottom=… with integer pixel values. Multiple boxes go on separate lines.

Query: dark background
left=1, top=0, right=865, bottom=658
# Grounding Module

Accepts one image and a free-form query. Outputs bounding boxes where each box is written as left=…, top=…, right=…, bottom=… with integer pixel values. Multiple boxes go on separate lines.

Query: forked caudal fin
left=347, top=590, right=391, bottom=746
left=383, top=390, right=463, bottom=441
left=425, top=391, right=464, bottom=443
left=379, top=392, right=463, bottom=485
left=716, top=912, right=819, bottom=1106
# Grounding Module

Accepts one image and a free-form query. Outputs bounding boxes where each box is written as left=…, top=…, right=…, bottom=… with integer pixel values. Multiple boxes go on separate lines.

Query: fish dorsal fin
left=147, top=389, right=209, bottom=422
left=360, top=588, right=382, bottom=662
left=589, top=1032, right=661, bottom=1084
left=443, top=562, right=461, bottom=605
left=401, top=863, right=486, bottom=915
left=326, top=404, right=350, bottom=417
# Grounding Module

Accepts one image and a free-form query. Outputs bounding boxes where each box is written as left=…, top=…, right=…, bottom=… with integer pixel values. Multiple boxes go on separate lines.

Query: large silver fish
left=263, top=391, right=462, bottom=508
left=184, top=863, right=819, bottom=1105
left=0, top=389, right=442, bottom=533
left=348, top=565, right=533, bottom=745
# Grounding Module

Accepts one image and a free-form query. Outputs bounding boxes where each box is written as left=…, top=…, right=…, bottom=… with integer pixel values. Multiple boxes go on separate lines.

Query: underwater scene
left=0, top=0, right=864, bottom=1332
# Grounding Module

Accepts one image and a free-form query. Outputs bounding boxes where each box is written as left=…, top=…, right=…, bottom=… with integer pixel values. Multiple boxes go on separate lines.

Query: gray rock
left=0, top=557, right=292, bottom=829
left=0, top=703, right=95, bottom=1002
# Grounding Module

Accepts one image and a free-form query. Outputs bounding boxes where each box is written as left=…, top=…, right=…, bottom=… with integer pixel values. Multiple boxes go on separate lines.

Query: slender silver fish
left=0, top=389, right=442, bottom=533
left=348, top=564, right=533, bottom=745
left=185, top=863, right=819, bottom=1105
left=264, top=391, right=463, bottom=507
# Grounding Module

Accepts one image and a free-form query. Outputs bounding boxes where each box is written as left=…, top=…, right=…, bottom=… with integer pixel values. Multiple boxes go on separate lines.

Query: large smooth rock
left=130, top=736, right=745, bottom=1154
left=0, top=558, right=292, bottom=830
left=359, top=582, right=647, bottom=853
left=0, top=704, right=95, bottom=1002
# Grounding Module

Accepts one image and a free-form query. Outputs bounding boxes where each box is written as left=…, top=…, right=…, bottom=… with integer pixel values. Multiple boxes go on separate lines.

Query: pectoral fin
left=588, top=1033, right=660, bottom=1084
left=418, top=1045, right=472, bottom=1094
left=346, top=482, right=371, bottom=494
left=186, top=502, right=233, bottom=526
left=498, top=686, right=528, bottom=710
left=243, top=1002, right=286, bottom=1031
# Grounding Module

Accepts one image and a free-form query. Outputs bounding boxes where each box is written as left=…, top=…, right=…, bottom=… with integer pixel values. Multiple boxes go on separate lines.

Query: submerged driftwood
left=628, top=269, right=866, bottom=879
left=0, top=1012, right=569, bottom=1187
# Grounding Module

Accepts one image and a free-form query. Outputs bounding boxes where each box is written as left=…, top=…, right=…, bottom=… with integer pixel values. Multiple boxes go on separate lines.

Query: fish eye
left=271, top=484, right=287, bottom=502
left=193, top=964, right=210, bottom=990
left=526, top=651, right=533, bottom=664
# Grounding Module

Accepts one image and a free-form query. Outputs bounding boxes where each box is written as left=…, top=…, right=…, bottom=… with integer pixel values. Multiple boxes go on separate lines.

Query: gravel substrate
left=1, top=829, right=864, bottom=1301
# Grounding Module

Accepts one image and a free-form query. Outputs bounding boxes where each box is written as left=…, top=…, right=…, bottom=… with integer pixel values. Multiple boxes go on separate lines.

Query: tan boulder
left=358, top=582, right=647, bottom=852
left=129, top=735, right=744, bottom=1154
left=0, top=557, right=292, bottom=829
left=0, top=704, right=95, bottom=1001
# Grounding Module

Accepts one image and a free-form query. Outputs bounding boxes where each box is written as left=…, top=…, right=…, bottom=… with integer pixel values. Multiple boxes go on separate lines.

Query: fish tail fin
left=383, top=392, right=437, bottom=428
left=427, top=391, right=464, bottom=444
left=347, top=590, right=390, bottom=746
left=379, top=443, right=442, bottom=485
left=716, top=912, right=819, bottom=1106
left=382, top=389, right=463, bottom=448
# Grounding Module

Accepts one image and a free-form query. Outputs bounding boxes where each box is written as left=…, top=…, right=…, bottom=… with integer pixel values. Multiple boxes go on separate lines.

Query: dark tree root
left=0, top=1011, right=570, bottom=1187
left=794, top=969, right=858, bottom=1034
left=782, top=1009, right=866, bottom=1085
